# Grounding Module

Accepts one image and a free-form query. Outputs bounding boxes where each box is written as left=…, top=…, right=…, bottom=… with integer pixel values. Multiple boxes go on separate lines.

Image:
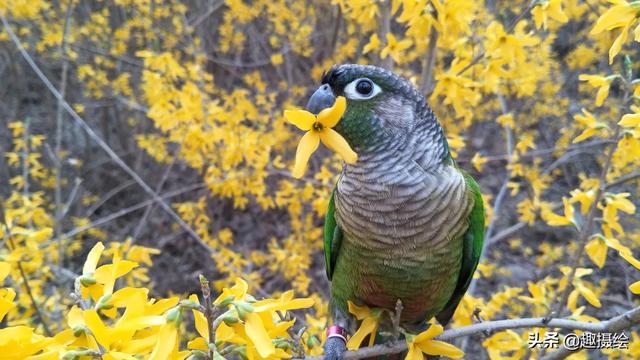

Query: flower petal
left=0, top=288, right=16, bottom=322
left=188, top=294, right=209, bottom=341
left=320, top=129, right=358, bottom=164
left=0, top=262, right=9, bottom=283
left=573, top=128, right=597, bottom=144
left=619, top=113, right=640, bottom=127
left=285, top=110, right=316, bottom=131
left=609, top=25, right=629, bottom=64
left=292, top=132, right=320, bottom=178
left=404, top=342, right=423, bottom=360
left=214, top=278, right=249, bottom=304
left=346, top=316, right=378, bottom=350
left=83, top=242, right=105, bottom=275
left=317, top=96, right=346, bottom=128
left=414, top=324, right=443, bottom=343
left=149, top=322, right=178, bottom=360
left=595, top=85, right=610, bottom=107
left=245, top=312, right=275, bottom=358
left=591, top=6, right=636, bottom=34
left=585, top=238, right=607, bottom=268
left=417, top=340, right=464, bottom=359
left=577, top=285, right=602, bottom=308
left=347, top=301, right=371, bottom=320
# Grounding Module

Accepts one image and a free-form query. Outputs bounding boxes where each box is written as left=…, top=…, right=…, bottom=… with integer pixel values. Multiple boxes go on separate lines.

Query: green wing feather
left=324, top=187, right=343, bottom=279
left=435, top=170, right=485, bottom=326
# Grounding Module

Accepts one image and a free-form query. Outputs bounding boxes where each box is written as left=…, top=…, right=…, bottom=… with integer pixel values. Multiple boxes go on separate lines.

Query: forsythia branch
left=304, top=306, right=640, bottom=360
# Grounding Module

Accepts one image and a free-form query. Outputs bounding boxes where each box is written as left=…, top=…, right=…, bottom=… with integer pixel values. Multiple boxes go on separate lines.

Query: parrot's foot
left=323, top=337, right=346, bottom=360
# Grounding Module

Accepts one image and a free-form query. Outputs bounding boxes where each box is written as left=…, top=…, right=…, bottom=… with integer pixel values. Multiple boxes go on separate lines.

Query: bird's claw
left=323, top=337, right=346, bottom=360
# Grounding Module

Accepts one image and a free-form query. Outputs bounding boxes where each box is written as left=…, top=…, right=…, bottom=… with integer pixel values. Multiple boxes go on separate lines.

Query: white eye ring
left=344, top=78, right=382, bottom=100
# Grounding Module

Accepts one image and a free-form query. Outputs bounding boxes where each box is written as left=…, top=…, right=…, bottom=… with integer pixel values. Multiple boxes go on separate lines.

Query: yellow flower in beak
left=285, top=96, right=358, bottom=178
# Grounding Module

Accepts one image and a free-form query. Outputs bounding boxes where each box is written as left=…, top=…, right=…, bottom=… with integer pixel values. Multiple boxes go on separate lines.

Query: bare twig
left=130, top=157, right=177, bottom=244
left=199, top=275, right=216, bottom=359
left=188, top=0, right=224, bottom=28
left=85, top=179, right=137, bottom=216
left=52, top=182, right=206, bottom=243
left=605, top=170, right=640, bottom=189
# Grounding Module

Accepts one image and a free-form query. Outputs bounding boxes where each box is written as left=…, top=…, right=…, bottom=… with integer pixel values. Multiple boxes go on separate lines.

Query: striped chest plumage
left=331, top=161, right=472, bottom=323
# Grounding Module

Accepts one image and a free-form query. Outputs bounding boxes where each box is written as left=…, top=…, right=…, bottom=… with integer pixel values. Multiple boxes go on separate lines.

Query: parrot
left=303, top=64, right=485, bottom=360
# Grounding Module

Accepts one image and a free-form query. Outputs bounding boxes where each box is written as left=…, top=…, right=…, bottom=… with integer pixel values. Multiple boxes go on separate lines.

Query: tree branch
left=304, top=306, right=640, bottom=360
left=420, top=27, right=438, bottom=95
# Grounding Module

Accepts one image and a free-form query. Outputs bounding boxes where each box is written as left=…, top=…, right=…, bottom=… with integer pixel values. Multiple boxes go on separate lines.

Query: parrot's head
left=306, top=64, right=442, bottom=159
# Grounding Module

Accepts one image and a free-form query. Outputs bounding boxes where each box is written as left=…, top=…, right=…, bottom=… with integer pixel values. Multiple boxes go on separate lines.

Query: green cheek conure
left=303, top=64, right=485, bottom=360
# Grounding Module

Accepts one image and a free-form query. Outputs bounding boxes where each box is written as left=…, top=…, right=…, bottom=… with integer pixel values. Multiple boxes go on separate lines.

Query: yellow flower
left=541, top=197, right=574, bottom=226
left=188, top=294, right=209, bottom=342
left=572, top=108, right=608, bottom=143
left=531, top=0, right=568, bottom=30
left=83, top=241, right=105, bottom=275
left=405, top=324, right=464, bottom=360
left=579, top=74, right=613, bottom=106
left=561, top=267, right=602, bottom=310
left=214, top=278, right=248, bottom=304
left=94, top=250, right=138, bottom=296
left=380, top=33, right=412, bottom=64
left=244, top=312, right=276, bottom=358
left=271, top=53, right=284, bottom=65
left=518, top=281, right=548, bottom=306
left=496, top=113, right=514, bottom=127
left=285, top=96, right=357, bottom=178
left=251, top=290, right=314, bottom=313
left=585, top=237, right=607, bottom=268
left=619, top=112, right=640, bottom=128
left=0, top=262, right=15, bottom=322
left=80, top=242, right=107, bottom=300
left=570, top=188, right=595, bottom=214
left=346, top=301, right=381, bottom=350
left=601, top=192, right=636, bottom=234
left=149, top=322, right=178, bottom=360
left=482, top=330, right=527, bottom=359
left=471, top=152, right=488, bottom=172
left=590, top=0, right=640, bottom=64
left=363, top=33, right=380, bottom=54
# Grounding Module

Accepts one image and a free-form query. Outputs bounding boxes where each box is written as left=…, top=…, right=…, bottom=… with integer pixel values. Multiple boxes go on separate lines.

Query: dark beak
left=306, top=84, right=336, bottom=114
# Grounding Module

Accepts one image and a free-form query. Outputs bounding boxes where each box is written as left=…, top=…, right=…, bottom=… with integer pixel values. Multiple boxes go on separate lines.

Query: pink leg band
left=327, top=325, right=348, bottom=343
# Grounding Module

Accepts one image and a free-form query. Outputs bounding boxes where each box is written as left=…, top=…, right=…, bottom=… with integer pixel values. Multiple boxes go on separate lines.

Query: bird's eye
left=344, top=77, right=382, bottom=100
left=355, top=79, right=373, bottom=95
